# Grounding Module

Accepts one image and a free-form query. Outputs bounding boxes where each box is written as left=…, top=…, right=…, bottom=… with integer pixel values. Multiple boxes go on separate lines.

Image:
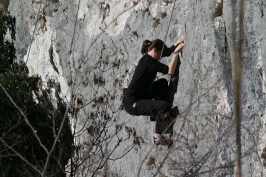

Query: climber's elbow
left=168, top=70, right=174, bottom=75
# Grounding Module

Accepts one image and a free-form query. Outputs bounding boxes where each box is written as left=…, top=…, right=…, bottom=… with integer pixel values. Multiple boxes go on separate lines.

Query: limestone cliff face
left=7, top=0, right=266, bottom=176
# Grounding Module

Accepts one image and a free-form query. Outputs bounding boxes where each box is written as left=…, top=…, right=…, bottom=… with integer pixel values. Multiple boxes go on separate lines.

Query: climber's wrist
left=170, top=45, right=176, bottom=54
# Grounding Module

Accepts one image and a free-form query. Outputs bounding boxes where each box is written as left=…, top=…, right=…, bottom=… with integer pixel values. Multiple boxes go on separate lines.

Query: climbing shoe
left=154, top=136, right=173, bottom=148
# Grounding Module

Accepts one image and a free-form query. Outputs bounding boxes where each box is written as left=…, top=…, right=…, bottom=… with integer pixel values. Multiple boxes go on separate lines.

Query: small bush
left=212, top=0, right=223, bottom=21
left=147, top=156, right=155, bottom=166
left=161, top=11, right=167, bottom=18
left=159, top=175, right=168, bottom=177
left=153, top=18, right=160, bottom=28
left=0, top=0, right=9, bottom=12
left=261, top=147, right=266, bottom=167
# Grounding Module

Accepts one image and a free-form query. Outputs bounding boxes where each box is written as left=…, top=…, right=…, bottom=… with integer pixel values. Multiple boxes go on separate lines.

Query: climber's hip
left=122, top=88, right=139, bottom=116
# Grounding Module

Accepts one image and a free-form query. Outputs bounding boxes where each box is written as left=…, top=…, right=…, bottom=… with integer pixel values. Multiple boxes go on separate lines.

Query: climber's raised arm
left=169, top=35, right=185, bottom=53
left=168, top=37, right=184, bottom=75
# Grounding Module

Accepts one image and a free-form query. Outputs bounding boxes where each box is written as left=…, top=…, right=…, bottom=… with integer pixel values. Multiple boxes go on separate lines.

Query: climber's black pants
left=123, top=85, right=170, bottom=135
left=123, top=59, right=181, bottom=135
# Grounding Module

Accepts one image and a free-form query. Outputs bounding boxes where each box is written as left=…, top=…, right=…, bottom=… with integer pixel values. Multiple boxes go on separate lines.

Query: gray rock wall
left=8, top=0, right=266, bottom=176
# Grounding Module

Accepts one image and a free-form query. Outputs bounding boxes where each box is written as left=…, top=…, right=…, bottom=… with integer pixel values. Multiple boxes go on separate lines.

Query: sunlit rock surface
left=8, top=0, right=266, bottom=176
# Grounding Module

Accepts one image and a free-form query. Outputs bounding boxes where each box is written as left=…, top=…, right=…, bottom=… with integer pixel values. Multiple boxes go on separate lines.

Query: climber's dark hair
left=141, top=39, right=171, bottom=57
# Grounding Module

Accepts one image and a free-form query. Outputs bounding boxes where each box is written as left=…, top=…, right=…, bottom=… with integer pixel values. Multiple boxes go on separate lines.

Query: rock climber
left=122, top=35, right=184, bottom=146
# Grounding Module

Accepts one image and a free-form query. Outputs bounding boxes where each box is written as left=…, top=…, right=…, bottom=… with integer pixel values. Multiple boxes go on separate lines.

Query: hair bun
left=141, top=40, right=151, bottom=54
